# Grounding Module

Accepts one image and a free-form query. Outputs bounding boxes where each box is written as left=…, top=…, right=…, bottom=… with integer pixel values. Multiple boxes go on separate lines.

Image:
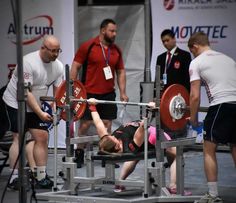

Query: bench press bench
left=86, top=137, right=196, bottom=195
left=91, top=150, right=157, bottom=162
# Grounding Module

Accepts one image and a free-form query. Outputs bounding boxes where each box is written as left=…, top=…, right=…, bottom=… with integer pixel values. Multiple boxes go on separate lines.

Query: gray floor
left=0, top=148, right=236, bottom=203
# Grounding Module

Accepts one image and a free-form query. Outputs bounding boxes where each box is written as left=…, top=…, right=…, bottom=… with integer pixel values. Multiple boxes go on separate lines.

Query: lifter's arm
left=133, top=102, right=156, bottom=146
left=88, top=98, right=108, bottom=138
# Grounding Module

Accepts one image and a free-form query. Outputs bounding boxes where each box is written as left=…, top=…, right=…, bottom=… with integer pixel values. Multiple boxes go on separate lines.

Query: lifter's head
left=40, top=35, right=62, bottom=63
left=98, top=135, right=122, bottom=153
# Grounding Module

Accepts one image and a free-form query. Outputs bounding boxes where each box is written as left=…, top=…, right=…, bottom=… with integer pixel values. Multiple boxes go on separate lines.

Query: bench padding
left=91, top=150, right=156, bottom=162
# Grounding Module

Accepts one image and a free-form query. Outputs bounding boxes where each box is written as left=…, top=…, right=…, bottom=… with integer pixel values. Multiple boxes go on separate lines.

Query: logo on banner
left=7, top=15, right=54, bottom=45
left=177, top=0, right=235, bottom=10
left=172, top=25, right=228, bottom=42
left=163, top=0, right=175, bottom=10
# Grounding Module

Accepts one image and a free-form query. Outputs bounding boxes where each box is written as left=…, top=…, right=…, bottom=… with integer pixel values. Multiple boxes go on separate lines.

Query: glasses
left=44, top=44, right=62, bottom=54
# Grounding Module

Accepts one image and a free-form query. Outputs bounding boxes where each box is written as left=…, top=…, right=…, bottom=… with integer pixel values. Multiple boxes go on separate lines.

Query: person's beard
left=104, top=33, right=115, bottom=44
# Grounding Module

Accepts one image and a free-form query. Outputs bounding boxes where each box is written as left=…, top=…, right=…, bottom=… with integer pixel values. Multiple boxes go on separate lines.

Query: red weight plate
left=160, top=84, right=189, bottom=131
left=55, top=80, right=87, bottom=121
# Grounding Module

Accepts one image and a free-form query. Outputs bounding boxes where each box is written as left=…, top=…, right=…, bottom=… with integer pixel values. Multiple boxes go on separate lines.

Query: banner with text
left=150, top=0, right=236, bottom=123
left=0, top=0, right=75, bottom=147
left=150, top=0, right=236, bottom=80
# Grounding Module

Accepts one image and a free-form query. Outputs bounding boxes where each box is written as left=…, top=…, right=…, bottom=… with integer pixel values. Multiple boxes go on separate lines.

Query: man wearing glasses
left=2, top=35, right=64, bottom=189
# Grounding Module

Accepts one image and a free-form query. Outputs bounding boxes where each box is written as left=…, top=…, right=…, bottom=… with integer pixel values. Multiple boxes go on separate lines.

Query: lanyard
left=100, top=42, right=110, bottom=66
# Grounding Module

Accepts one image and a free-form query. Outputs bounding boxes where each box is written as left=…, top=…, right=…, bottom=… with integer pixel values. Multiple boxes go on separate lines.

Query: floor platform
left=0, top=149, right=235, bottom=203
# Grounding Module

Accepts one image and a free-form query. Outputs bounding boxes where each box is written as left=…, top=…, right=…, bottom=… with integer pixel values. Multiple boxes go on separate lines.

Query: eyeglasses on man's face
left=44, top=44, right=62, bottom=54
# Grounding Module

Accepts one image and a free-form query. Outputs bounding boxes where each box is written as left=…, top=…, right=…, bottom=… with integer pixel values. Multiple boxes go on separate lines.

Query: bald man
left=3, top=35, right=64, bottom=189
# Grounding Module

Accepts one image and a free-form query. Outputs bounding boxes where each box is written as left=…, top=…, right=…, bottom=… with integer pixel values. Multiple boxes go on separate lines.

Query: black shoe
left=45, top=174, right=54, bottom=187
left=74, top=149, right=84, bottom=168
left=8, top=178, right=19, bottom=190
left=101, top=160, right=120, bottom=168
left=35, top=176, right=53, bottom=189
left=8, top=177, right=31, bottom=191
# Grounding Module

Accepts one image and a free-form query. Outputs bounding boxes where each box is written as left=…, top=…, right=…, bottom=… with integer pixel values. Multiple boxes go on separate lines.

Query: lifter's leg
left=166, top=147, right=176, bottom=189
left=119, top=160, right=139, bottom=180
left=230, top=144, right=236, bottom=167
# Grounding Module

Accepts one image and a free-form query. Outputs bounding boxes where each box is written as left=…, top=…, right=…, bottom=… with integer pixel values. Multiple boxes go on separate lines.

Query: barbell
left=54, top=80, right=208, bottom=131
left=70, top=98, right=150, bottom=107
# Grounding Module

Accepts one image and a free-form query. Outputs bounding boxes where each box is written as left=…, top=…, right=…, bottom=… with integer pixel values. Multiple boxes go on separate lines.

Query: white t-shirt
left=3, top=50, right=64, bottom=112
left=189, top=49, right=236, bottom=106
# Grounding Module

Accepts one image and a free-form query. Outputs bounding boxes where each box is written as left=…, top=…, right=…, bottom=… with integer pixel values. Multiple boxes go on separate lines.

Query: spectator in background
left=70, top=18, right=129, bottom=168
left=156, top=29, right=192, bottom=137
left=156, top=29, right=191, bottom=93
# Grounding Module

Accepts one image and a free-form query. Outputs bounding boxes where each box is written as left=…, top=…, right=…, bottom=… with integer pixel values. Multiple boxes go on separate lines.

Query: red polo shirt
left=73, top=36, right=124, bottom=94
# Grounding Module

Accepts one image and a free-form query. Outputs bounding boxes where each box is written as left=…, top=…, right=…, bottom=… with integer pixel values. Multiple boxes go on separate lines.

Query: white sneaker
left=195, top=193, right=223, bottom=203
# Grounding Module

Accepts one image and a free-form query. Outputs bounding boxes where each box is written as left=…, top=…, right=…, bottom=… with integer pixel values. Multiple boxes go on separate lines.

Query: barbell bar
left=71, top=98, right=208, bottom=113
left=70, top=98, right=152, bottom=107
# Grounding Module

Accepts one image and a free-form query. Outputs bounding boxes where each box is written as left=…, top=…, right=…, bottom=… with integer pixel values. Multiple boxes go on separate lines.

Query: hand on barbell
left=120, top=93, right=129, bottom=103
left=147, top=102, right=156, bottom=108
left=87, top=98, right=98, bottom=105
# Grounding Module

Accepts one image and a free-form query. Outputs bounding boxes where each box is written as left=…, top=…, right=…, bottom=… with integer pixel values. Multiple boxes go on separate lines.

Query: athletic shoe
left=45, top=174, right=54, bottom=185
left=114, top=185, right=126, bottom=193
left=195, top=193, right=223, bottom=203
left=7, top=178, right=19, bottom=190
left=167, top=187, right=192, bottom=196
left=35, top=176, right=53, bottom=189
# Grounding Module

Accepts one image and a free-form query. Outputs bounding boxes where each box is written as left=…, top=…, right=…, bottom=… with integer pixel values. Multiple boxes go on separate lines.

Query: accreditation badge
left=103, top=66, right=113, bottom=80
left=162, top=73, right=167, bottom=85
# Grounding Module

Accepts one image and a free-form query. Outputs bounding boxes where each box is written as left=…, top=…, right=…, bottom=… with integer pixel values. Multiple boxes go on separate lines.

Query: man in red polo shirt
left=70, top=18, right=129, bottom=168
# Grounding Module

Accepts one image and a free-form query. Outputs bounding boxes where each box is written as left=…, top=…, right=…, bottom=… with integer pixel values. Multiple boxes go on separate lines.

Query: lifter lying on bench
left=87, top=98, right=191, bottom=195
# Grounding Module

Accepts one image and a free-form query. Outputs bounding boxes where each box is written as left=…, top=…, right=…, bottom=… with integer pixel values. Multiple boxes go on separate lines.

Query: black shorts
left=0, top=103, right=10, bottom=140
left=203, top=103, right=236, bottom=144
left=81, top=91, right=117, bottom=120
left=5, top=104, right=48, bottom=133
